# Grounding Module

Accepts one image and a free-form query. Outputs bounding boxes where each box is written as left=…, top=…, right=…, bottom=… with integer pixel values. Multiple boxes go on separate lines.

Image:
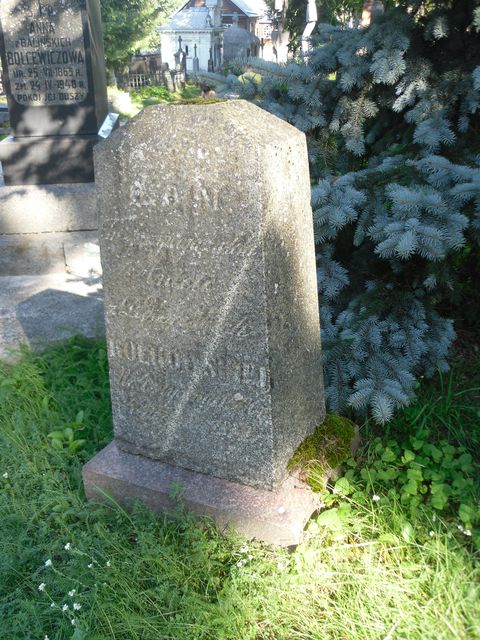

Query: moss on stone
left=173, top=98, right=225, bottom=105
left=288, top=415, right=357, bottom=492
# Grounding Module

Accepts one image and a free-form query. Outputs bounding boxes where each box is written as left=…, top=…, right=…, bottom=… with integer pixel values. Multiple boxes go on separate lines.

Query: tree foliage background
left=281, top=0, right=364, bottom=49
left=100, top=0, right=179, bottom=75
left=207, top=0, right=480, bottom=424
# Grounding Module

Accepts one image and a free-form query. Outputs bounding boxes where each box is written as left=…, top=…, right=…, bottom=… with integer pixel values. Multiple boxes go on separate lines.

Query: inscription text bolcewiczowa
left=0, top=0, right=88, bottom=106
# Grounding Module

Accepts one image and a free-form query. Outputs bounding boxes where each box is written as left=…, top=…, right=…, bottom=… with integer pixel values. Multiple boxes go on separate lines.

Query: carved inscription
left=109, top=340, right=268, bottom=389
left=129, top=182, right=221, bottom=212
left=109, top=282, right=213, bottom=317
left=102, top=231, right=257, bottom=273
left=0, top=0, right=88, bottom=106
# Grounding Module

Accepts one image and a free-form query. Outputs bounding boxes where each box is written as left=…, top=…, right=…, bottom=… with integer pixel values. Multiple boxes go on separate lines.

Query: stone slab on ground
left=0, top=182, right=97, bottom=234
left=0, top=230, right=99, bottom=276
left=0, top=273, right=104, bottom=360
left=83, top=441, right=322, bottom=547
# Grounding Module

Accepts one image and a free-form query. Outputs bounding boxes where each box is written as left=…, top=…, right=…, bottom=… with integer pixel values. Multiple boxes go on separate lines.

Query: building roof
left=227, top=0, right=268, bottom=18
left=159, top=7, right=215, bottom=32
left=160, top=0, right=269, bottom=32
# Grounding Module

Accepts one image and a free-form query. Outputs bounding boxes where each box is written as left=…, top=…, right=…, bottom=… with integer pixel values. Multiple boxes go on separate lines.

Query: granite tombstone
left=0, top=0, right=115, bottom=185
left=84, top=101, right=325, bottom=545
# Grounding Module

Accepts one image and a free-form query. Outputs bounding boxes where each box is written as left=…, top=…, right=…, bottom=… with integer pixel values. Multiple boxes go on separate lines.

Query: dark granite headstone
left=0, top=0, right=114, bottom=185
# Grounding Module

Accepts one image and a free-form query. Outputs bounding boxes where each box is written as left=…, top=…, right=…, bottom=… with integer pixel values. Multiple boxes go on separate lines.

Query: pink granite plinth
left=83, top=441, right=321, bottom=546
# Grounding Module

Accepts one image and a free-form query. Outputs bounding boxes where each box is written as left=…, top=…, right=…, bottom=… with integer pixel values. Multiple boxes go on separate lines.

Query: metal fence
left=128, top=72, right=164, bottom=89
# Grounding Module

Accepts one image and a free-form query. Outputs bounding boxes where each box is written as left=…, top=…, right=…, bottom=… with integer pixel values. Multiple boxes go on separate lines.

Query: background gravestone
left=0, top=0, right=113, bottom=185
left=84, top=101, right=325, bottom=545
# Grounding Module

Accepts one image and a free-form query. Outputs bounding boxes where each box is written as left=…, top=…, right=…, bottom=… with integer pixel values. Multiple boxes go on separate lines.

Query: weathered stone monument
left=0, top=0, right=115, bottom=185
left=83, top=101, right=325, bottom=545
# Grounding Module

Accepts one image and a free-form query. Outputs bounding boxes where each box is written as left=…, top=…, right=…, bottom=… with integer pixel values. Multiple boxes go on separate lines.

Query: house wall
left=161, top=34, right=177, bottom=71
left=161, top=31, right=214, bottom=72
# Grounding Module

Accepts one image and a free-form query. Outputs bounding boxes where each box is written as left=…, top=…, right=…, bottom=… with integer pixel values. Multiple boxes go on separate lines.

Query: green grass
left=371, top=353, right=480, bottom=458
left=108, top=83, right=204, bottom=119
left=130, top=84, right=176, bottom=110
left=0, top=337, right=479, bottom=639
left=0, top=121, right=10, bottom=142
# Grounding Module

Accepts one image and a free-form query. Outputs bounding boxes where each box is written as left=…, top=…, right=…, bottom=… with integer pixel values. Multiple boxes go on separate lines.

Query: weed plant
left=0, top=337, right=479, bottom=639
left=327, top=363, right=480, bottom=547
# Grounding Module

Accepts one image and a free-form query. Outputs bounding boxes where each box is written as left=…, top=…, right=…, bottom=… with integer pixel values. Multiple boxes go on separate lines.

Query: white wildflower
left=2, top=472, right=8, bottom=479
left=38, top=582, right=46, bottom=592
left=64, top=542, right=71, bottom=551
left=372, top=495, right=381, bottom=502
left=62, top=603, right=69, bottom=612
left=106, top=560, right=111, bottom=567
left=50, top=602, right=55, bottom=608
left=276, top=559, right=288, bottom=572
left=44, top=559, right=52, bottom=568
left=68, top=589, right=76, bottom=597
left=464, top=529, right=472, bottom=537
left=87, top=563, right=94, bottom=569
left=429, top=531, right=435, bottom=537
left=238, top=546, right=248, bottom=554
left=73, top=602, right=81, bottom=611
left=71, top=618, right=76, bottom=626
left=44, top=636, right=50, bottom=640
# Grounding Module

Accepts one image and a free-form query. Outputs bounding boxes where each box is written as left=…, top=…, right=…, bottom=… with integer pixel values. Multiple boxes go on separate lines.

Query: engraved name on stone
left=0, top=0, right=88, bottom=106
left=107, top=296, right=258, bottom=330
left=102, top=232, right=254, bottom=259
left=129, top=182, right=221, bottom=210
left=108, top=340, right=268, bottom=388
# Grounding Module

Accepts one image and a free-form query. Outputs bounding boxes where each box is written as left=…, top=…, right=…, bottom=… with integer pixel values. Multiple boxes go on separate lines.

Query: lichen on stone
left=287, top=415, right=357, bottom=492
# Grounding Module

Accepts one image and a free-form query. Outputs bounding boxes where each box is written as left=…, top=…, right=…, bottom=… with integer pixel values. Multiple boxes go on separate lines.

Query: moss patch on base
left=288, top=415, right=357, bottom=491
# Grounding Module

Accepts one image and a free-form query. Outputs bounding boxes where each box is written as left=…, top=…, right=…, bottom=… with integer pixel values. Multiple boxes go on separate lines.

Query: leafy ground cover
left=0, top=336, right=479, bottom=639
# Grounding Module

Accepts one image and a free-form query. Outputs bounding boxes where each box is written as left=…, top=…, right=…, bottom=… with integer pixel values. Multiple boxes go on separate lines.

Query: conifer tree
left=203, top=0, right=480, bottom=423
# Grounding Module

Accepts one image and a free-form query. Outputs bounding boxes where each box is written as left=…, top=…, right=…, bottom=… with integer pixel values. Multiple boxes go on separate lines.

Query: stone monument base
left=0, top=114, right=118, bottom=186
left=0, top=134, right=101, bottom=185
left=83, top=441, right=322, bottom=546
